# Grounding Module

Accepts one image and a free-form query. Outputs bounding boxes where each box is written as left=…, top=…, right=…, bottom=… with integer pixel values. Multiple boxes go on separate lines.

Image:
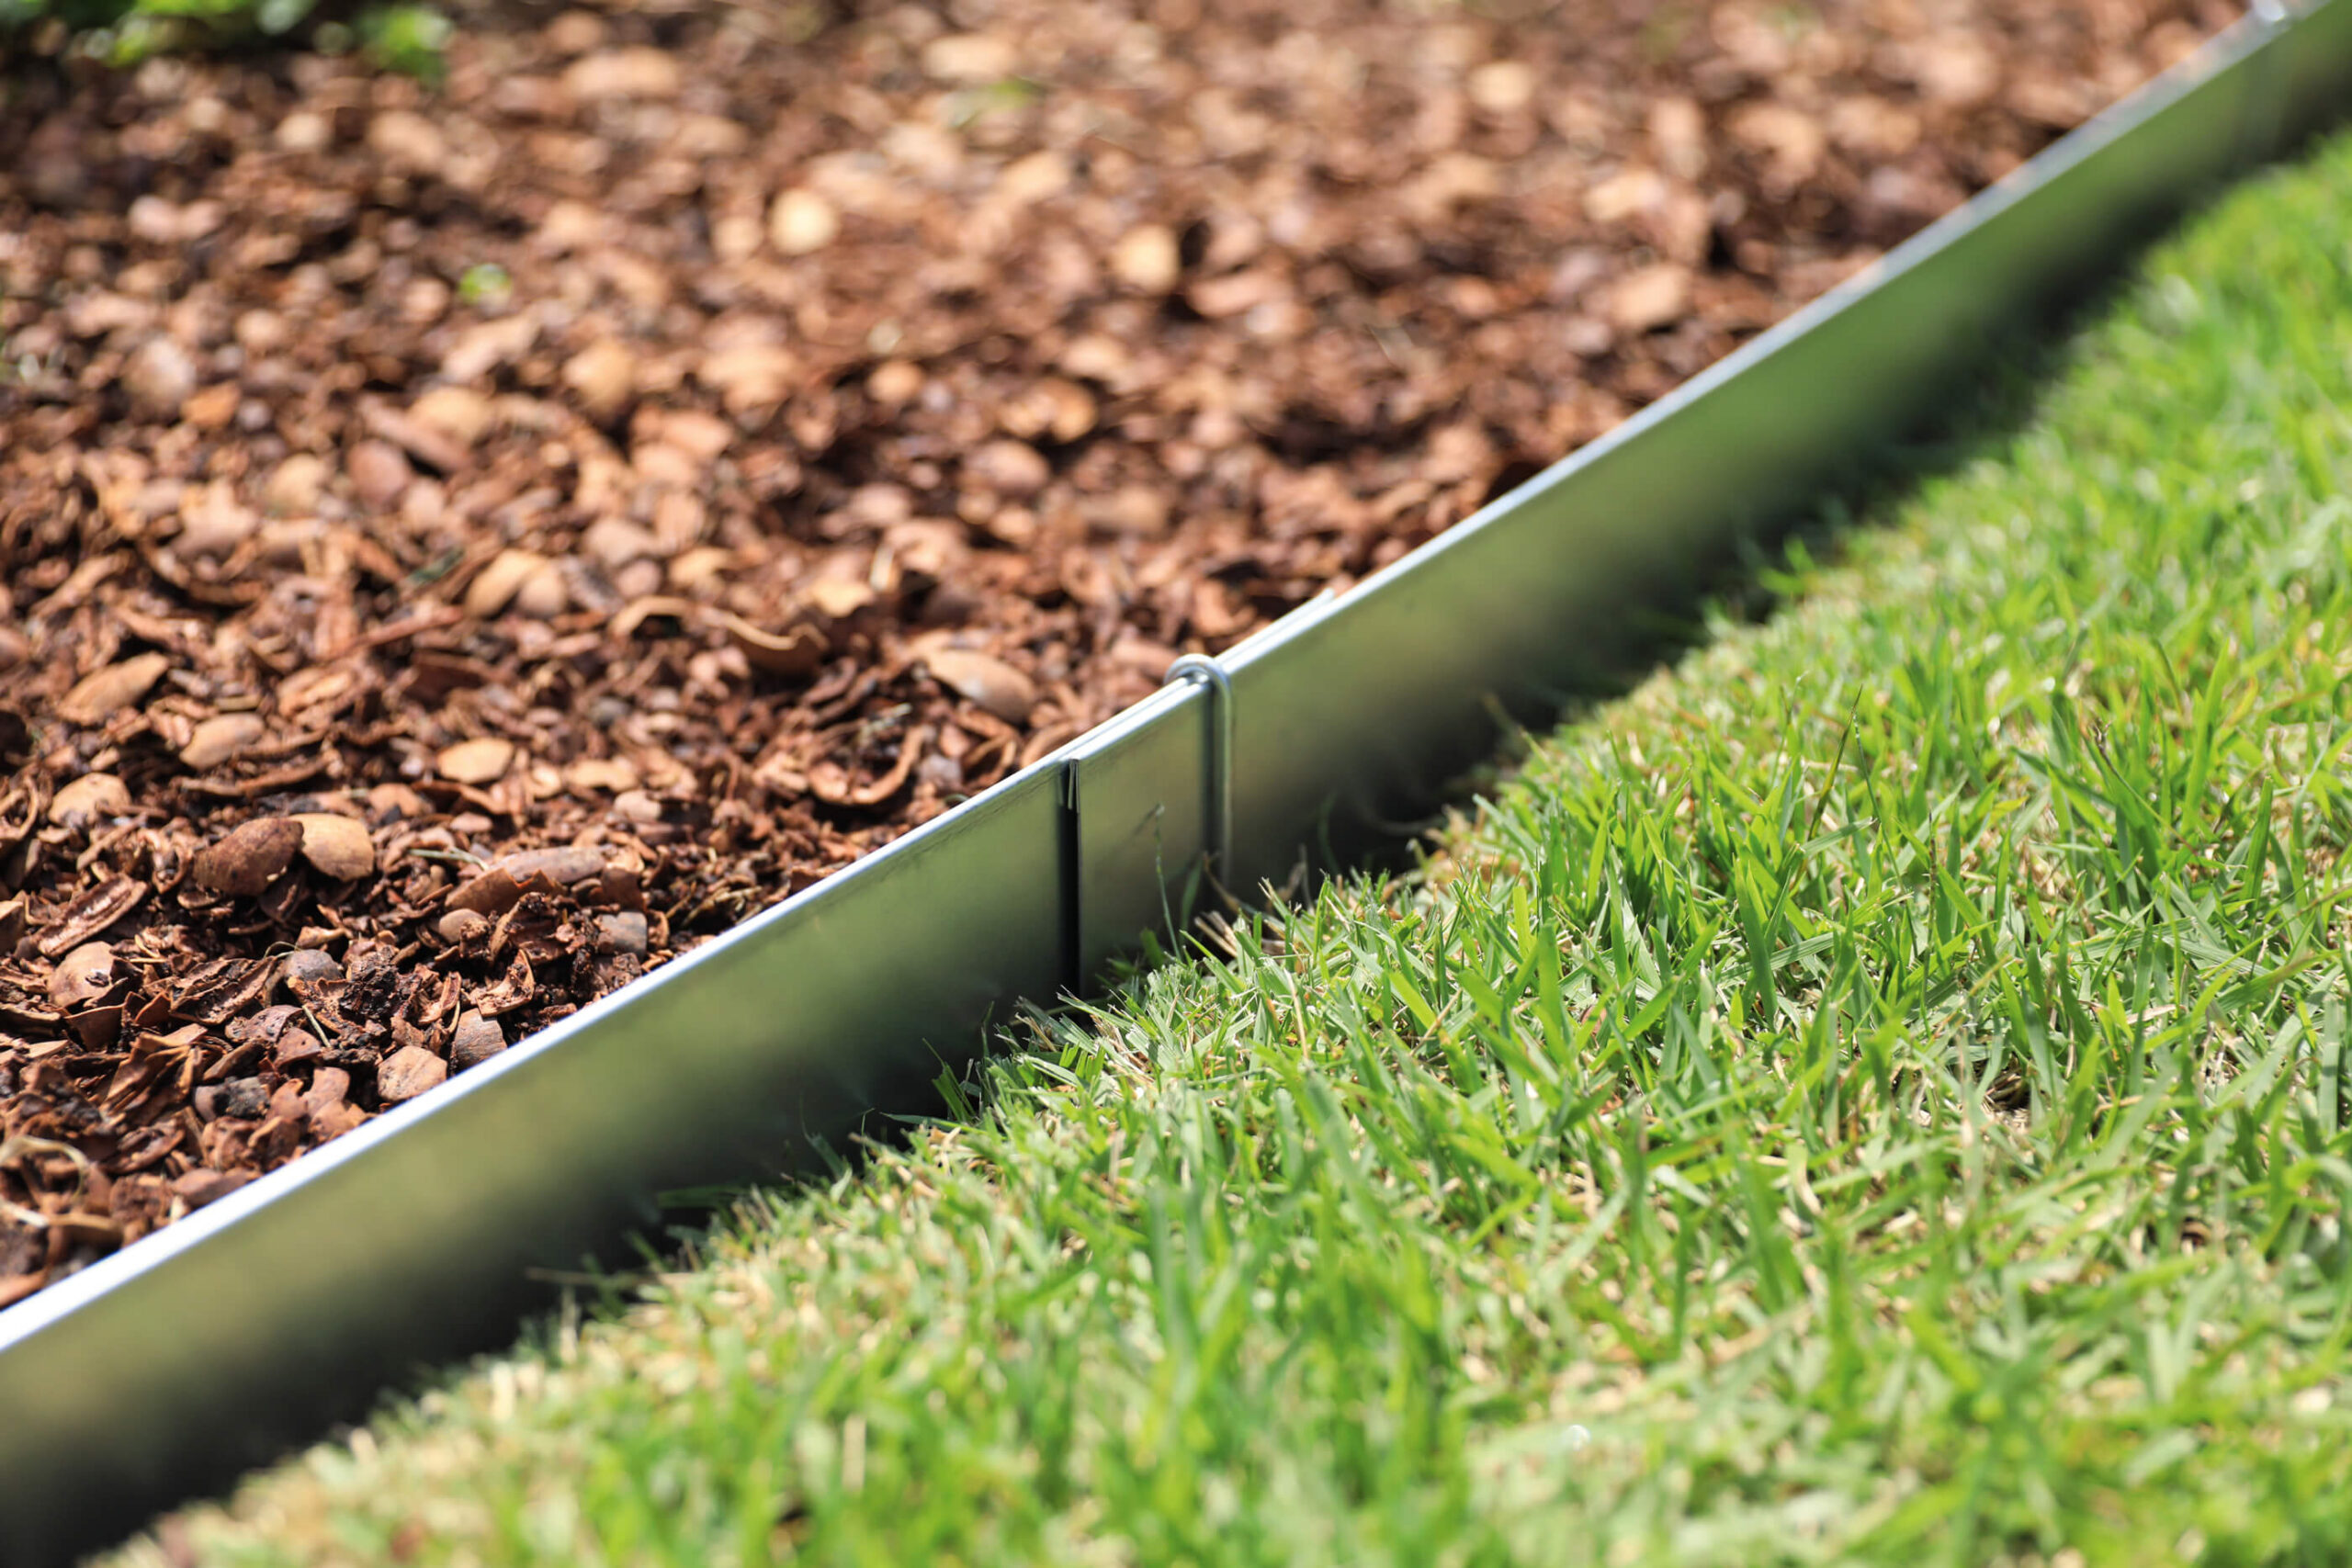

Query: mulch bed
left=0, top=0, right=2239, bottom=1306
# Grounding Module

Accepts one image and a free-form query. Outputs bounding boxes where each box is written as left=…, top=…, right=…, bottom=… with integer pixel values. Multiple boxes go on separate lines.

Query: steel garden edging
left=3, top=6, right=2347, bottom=1560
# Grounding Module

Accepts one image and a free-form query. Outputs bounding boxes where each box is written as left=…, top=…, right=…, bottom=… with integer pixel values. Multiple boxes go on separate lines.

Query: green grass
left=118, top=133, right=2352, bottom=1567
left=0, top=0, right=447, bottom=76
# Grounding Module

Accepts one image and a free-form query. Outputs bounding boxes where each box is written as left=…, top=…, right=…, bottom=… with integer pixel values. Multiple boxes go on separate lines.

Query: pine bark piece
left=463, top=551, right=547, bottom=619
left=293, top=814, right=376, bottom=880
left=436, top=738, right=517, bottom=784
left=376, top=1045, right=447, bottom=1105
left=449, top=1010, right=506, bottom=1071
left=180, top=714, right=267, bottom=771
left=35, top=877, right=150, bottom=958
left=192, top=818, right=304, bottom=897
left=446, top=869, right=526, bottom=917
left=922, top=649, right=1035, bottom=724
left=47, top=773, right=130, bottom=830
left=594, top=911, right=649, bottom=956
left=492, top=846, right=607, bottom=886
left=168, top=954, right=278, bottom=1024
left=47, top=942, right=120, bottom=1010
left=57, top=653, right=170, bottom=727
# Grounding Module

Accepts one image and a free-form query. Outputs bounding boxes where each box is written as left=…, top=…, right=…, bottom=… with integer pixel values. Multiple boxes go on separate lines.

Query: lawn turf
left=116, top=130, right=2352, bottom=1568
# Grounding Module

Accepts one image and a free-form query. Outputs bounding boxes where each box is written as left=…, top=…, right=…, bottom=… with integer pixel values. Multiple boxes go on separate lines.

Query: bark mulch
left=0, top=0, right=2239, bottom=1306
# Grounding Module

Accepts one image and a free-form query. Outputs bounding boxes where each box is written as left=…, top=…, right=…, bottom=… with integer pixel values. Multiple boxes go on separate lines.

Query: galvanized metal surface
left=2, top=8, right=2346, bottom=1562
left=2280, top=0, right=2352, bottom=147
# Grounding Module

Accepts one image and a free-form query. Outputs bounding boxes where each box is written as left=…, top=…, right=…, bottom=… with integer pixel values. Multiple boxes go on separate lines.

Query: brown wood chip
left=447, top=869, right=526, bottom=917
left=169, top=955, right=279, bottom=1025
left=436, top=738, right=517, bottom=785
left=448, top=1010, right=506, bottom=1070
left=35, top=877, right=150, bottom=958
left=180, top=713, right=268, bottom=771
left=48, top=942, right=121, bottom=1010
left=492, top=846, right=607, bottom=886
left=192, top=818, right=304, bottom=897
left=293, top=814, right=377, bottom=880
left=48, top=773, right=130, bottom=829
left=922, top=649, right=1037, bottom=724
left=56, top=653, right=170, bottom=727
left=376, top=1045, right=447, bottom=1105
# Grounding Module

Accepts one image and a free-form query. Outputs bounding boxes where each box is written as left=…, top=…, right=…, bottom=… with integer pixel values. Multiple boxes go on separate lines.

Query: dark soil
left=0, top=0, right=2241, bottom=1305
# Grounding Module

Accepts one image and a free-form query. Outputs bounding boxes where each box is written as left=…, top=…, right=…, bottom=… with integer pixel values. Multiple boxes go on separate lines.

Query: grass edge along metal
left=4, top=7, right=2348, bottom=1560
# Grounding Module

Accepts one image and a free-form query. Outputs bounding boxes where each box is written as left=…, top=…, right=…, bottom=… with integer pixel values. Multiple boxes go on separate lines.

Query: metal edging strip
left=0, top=11, right=2344, bottom=1562
left=2240, top=0, right=2296, bottom=167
